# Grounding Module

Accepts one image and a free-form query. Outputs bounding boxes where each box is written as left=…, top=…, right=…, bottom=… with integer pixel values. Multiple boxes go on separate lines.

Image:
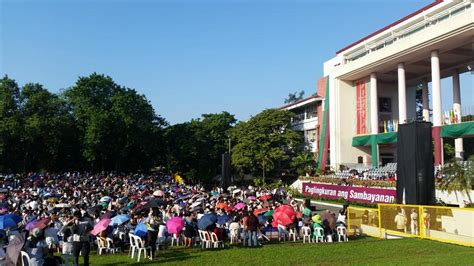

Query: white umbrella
left=190, top=202, right=201, bottom=208
left=232, top=189, right=241, bottom=194
left=55, top=203, right=71, bottom=208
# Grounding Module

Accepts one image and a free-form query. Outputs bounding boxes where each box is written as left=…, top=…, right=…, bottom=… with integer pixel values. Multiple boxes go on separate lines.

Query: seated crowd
left=0, top=173, right=348, bottom=266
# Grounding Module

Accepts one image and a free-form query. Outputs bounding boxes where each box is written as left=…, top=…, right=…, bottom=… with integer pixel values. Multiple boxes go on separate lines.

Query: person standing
left=410, top=209, right=418, bottom=235
left=245, top=211, right=259, bottom=247
left=71, top=211, right=93, bottom=266
left=145, top=208, right=161, bottom=259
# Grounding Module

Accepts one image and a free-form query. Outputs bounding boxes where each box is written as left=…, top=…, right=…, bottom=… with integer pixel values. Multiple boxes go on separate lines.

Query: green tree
left=284, top=90, right=305, bottom=104
left=439, top=155, right=474, bottom=203
left=0, top=75, right=23, bottom=171
left=231, top=109, right=303, bottom=181
left=164, top=112, right=236, bottom=181
left=291, top=151, right=315, bottom=176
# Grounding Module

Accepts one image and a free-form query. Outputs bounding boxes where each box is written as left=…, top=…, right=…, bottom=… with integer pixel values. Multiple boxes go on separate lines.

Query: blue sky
left=1, top=0, right=472, bottom=124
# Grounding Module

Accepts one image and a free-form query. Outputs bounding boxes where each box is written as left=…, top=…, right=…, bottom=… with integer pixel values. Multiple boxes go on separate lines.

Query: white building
left=322, top=0, right=474, bottom=169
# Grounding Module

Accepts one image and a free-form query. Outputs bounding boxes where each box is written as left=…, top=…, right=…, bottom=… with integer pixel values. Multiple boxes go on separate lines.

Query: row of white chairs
left=198, top=230, right=224, bottom=249
left=280, top=226, right=348, bottom=243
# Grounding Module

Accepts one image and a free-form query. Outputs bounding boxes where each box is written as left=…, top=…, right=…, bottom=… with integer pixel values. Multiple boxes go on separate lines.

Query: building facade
left=321, top=0, right=474, bottom=169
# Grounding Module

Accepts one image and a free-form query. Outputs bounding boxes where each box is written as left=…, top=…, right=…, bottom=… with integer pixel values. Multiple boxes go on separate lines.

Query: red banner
left=302, top=182, right=396, bottom=204
left=356, top=80, right=367, bottom=134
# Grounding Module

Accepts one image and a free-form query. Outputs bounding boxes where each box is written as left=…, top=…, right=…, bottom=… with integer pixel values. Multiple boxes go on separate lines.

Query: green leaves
left=230, top=109, right=303, bottom=179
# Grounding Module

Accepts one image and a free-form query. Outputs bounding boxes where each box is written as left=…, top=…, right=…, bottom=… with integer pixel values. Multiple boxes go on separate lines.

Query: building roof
left=279, top=95, right=322, bottom=110
left=336, top=0, right=443, bottom=55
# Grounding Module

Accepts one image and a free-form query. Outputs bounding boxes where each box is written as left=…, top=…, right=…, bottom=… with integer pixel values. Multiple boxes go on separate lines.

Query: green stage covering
left=441, top=121, right=474, bottom=138
left=351, top=132, right=397, bottom=146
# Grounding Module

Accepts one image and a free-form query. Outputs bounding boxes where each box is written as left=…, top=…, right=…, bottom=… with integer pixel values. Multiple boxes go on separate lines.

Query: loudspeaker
left=221, top=153, right=231, bottom=190
left=396, top=121, right=435, bottom=205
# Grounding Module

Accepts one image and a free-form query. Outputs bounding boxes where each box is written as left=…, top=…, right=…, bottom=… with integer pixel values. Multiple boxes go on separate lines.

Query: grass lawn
left=83, top=237, right=474, bottom=266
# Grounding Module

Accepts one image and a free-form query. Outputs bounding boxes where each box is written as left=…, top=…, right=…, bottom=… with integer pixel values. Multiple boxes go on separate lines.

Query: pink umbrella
left=166, top=217, right=185, bottom=234
left=90, top=218, right=111, bottom=236
left=247, top=196, right=257, bottom=201
left=234, top=202, right=246, bottom=210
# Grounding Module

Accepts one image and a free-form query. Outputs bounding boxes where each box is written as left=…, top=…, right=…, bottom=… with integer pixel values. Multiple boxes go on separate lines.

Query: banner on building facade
left=302, top=182, right=396, bottom=204
left=356, top=79, right=369, bottom=134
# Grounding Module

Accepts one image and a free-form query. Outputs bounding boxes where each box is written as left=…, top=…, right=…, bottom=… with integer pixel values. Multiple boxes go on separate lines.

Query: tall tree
left=0, top=76, right=23, bottom=171
left=231, top=109, right=303, bottom=180
left=284, top=90, right=305, bottom=104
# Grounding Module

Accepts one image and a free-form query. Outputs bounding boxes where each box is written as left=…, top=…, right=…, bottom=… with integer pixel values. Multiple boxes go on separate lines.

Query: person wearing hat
left=25, top=228, right=48, bottom=266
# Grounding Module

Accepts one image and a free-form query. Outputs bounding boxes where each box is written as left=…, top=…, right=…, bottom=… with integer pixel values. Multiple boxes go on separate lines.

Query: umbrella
left=216, top=214, right=231, bottom=225
left=253, top=208, right=268, bottom=216
left=100, top=196, right=112, bottom=202
left=215, top=202, right=228, bottom=209
left=259, top=195, right=272, bottom=201
left=272, top=205, right=296, bottom=226
left=142, top=199, right=167, bottom=209
left=153, top=190, right=164, bottom=197
left=320, top=211, right=336, bottom=230
left=312, top=214, right=322, bottom=224
left=0, top=208, right=8, bottom=214
left=234, top=203, right=245, bottom=210
left=303, top=207, right=312, bottom=217
left=100, top=212, right=114, bottom=219
left=264, top=210, right=274, bottom=217
left=25, top=217, right=51, bottom=231
left=247, top=196, right=257, bottom=201
left=54, top=203, right=70, bottom=208
left=6, top=231, right=25, bottom=266
left=190, top=202, right=201, bottom=208
left=197, top=213, right=217, bottom=230
left=166, top=217, right=185, bottom=234
left=0, top=214, right=22, bottom=230
left=134, top=223, right=148, bottom=237
left=111, top=214, right=130, bottom=226
left=90, top=218, right=111, bottom=236
left=232, top=189, right=241, bottom=194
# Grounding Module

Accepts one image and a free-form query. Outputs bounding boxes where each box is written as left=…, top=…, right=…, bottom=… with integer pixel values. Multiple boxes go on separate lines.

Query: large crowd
left=0, top=173, right=347, bottom=266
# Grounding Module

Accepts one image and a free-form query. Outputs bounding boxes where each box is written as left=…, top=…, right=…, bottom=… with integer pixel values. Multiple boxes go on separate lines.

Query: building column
left=421, top=79, right=430, bottom=122
left=452, top=69, right=464, bottom=160
left=370, top=73, right=379, bottom=168
left=431, top=50, right=443, bottom=165
left=398, top=63, right=407, bottom=124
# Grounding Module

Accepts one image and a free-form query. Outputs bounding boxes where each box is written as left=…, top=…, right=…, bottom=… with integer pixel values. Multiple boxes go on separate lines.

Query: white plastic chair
left=198, top=230, right=211, bottom=249
left=171, top=233, right=181, bottom=246
left=96, top=237, right=108, bottom=255
left=210, top=232, right=224, bottom=248
left=106, top=237, right=119, bottom=254
left=229, top=228, right=239, bottom=244
left=314, top=227, right=325, bottom=243
left=301, top=226, right=312, bottom=243
left=337, top=226, right=348, bottom=242
left=288, top=228, right=297, bottom=242
left=20, top=251, right=32, bottom=266
left=135, top=235, right=153, bottom=262
left=128, top=233, right=137, bottom=259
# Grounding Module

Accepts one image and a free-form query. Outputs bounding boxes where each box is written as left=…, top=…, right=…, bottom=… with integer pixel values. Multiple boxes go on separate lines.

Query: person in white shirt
left=410, top=209, right=418, bottom=235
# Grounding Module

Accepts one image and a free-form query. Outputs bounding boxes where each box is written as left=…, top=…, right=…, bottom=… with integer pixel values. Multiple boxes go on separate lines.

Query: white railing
left=345, top=1, right=471, bottom=63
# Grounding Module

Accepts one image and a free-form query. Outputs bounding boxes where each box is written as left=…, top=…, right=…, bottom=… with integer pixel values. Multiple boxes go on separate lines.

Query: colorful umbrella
left=0, top=214, right=22, bottom=230
left=264, top=210, right=274, bottom=217
left=111, top=214, right=130, bottom=226
left=100, top=196, right=112, bottom=202
left=253, top=208, right=268, bottom=216
left=259, top=195, right=272, bottom=201
left=166, top=217, right=185, bottom=234
left=90, top=218, right=111, bottom=236
left=25, top=217, right=51, bottom=231
left=272, top=205, right=296, bottom=226
left=234, top=203, right=246, bottom=210
left=134, top=223, right=148, bottom=237
left=215, top=202, right=228, bottom=209
left=197, top=213, right=217, bottom=230
left=216, top=214, right=231, bottom=225
left=247, top=196, right=257, bottom=201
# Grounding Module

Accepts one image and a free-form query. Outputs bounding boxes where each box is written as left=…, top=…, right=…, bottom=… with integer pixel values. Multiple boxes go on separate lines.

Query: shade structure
left=272, top=205, right=296, bottom=226
left=90, top=218, right=111, bottom=236
left=197, top=213, right=217, bottom=230
left=166, top=217, right=185, bottom=234
left=0, top=214, right=22, bottom=230
left=111, top=214, right=130, bottom=226
left=134, top=223, right=148, bottom=237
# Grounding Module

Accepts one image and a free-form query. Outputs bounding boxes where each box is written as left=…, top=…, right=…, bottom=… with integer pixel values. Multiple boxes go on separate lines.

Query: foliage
left=291, top=151, right=315, bottom=176
left=164, top=112, right=236, bottom=181
left=284, top=90, right=305, bottom=104
left=438, top=155, right=474, bottom=203
left=230, top=109, right=303, bottom=181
